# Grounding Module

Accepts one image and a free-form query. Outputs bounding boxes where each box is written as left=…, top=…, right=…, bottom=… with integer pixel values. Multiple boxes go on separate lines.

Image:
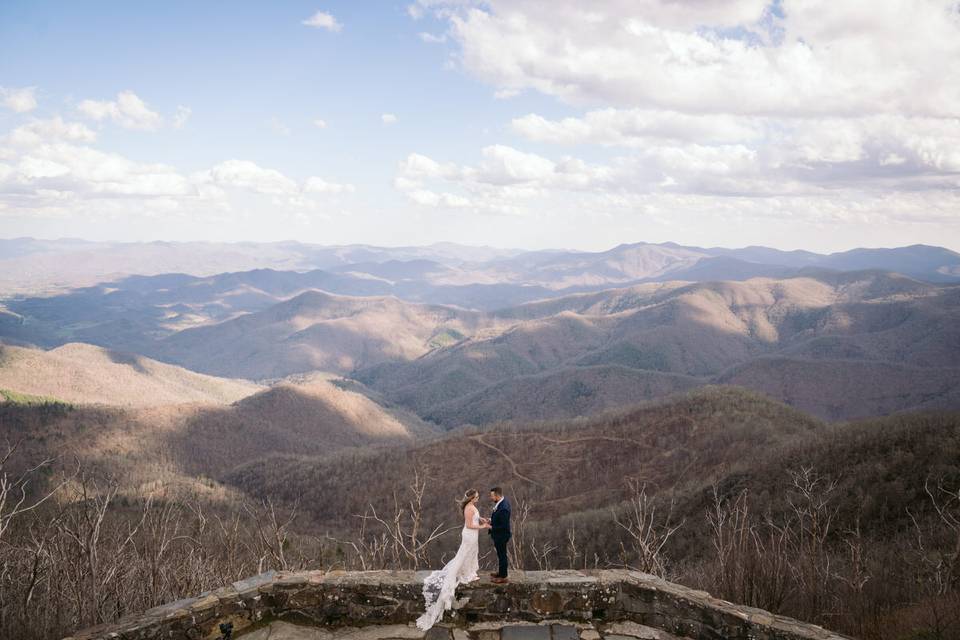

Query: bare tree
left=355, top=469, right=455, bottom=569
left=0, top=441, right=60, bottom=544
left=244, top=496, right=300, bottom=572
left=529, top=537, right=558, bottom=570
left=613, top=479, right=684, bottom=578
left=917, top=476, right=960, bottom=594
left=326, top=512, right=391, bottom=570
left=508, top=497, right=531, bottom=570
left=565, top=525, right=583, bottom=569
left=787, top=467, right=839, bottom=620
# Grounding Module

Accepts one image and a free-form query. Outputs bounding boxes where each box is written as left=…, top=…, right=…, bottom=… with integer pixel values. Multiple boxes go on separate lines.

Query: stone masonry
left=63, top=570, right=854, bottom=640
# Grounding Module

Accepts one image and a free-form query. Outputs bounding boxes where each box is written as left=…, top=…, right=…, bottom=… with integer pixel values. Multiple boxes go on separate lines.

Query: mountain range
left=2, top=239, right=959, bottom=424
left=2, top=238, right=958, bottom=300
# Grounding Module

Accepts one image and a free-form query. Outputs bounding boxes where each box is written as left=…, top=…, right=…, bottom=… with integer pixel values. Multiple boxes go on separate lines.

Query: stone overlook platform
left=64, top=570, right=853, bottom=640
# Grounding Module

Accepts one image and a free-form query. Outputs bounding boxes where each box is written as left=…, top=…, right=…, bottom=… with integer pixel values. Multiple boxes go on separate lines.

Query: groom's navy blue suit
left=488, top=497, right=512, bottom=578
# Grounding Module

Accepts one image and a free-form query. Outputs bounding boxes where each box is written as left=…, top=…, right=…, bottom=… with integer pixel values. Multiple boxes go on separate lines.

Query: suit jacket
left=488, top=497, right=511, bottom=539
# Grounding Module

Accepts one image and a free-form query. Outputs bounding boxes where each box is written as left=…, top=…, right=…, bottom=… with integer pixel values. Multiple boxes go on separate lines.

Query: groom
left=487, top=487, right=511, bottom=584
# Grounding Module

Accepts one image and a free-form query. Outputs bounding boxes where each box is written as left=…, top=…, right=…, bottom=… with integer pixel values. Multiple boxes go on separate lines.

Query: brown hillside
left=716, top=357, right=960, bottom=420
left=0, top=341, right=262, bottom=406
left=359, top=272, right=960, bottom=423
left=422, top=364, right=702, bottom=426
left=152, top=290, right=500, bottom=379
left=224, top=386, right=827, bottom=528
left=221, top=386, right=960, bottom=575
left=0, top=376, right=434, bottom=497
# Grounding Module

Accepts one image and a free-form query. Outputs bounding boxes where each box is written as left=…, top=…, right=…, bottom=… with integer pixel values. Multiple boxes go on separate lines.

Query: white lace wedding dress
left=416, top=507, right=480, bottom=630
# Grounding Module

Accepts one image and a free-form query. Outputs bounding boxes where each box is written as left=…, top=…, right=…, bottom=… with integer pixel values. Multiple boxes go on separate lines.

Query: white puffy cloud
left=202, top=160, right=298, bottom=195
left=1, top=86, right=38, bottom=113
left=302, top=11, right=342, bottom=32
left=393, top=133, right=960, bottom=221
left=416, top=0, right=960, bottom=118
left=381, top=113, right=398, bottom=125
left=303, top=176, right=355, bottom=194
left=7, top=117, right=98, bottom=146
left=512, top=110, right=764, bottom=146
left=475, top=145, right=556, bottom=185
left=510, top=110, right=960, bottom=198
left=418, top=32, right=447, bottom=43
left=313, top=118, right=328, bottom=129
left=407, top=189, right=471, bottom=207
left=395, top=145, right=617, bottom=213
left=77, top=91, right=163, bottom=130
left=403, top=0, right=960, bottom=228
left=2, top=142, right=191, bottom=197
left=0, top=117, right=356, bottom=220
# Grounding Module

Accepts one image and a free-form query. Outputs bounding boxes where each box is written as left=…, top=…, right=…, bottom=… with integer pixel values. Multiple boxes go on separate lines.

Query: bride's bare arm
left=464, top=505, right=490, bottom=529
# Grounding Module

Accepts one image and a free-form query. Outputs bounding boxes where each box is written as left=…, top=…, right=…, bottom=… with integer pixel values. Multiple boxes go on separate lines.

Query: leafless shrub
left=787, top=466, right=840, bottom=620
left=902, top=475, right=960, bottom=640
left=351, top=468, right=455, bottom=569
left=706, top=485, right=792, bottom=612
left=529, top=537, right=558, bottom=570
left=565, top=526, right=583, bottom=569
left=613, top=479, right=684, bottom=578
left=0, top=440, right=60, bottom=544
left=508, top=496, right=531, bottom=570
left=244, top=496, right=300, bottom=572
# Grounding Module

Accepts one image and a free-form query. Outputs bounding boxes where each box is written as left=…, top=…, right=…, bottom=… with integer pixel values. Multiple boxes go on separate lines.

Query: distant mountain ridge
left=150, top=289, right=499, bottom=378
left=1, top=238, right=958, bottom=299
left=356, top=270, right=960, bottom=424
left=2, top=267, right=958, bottom=422
left=2, top=239, right=959, bottom=425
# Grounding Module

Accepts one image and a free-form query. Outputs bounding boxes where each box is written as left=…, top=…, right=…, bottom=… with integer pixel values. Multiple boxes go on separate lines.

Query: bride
left=416, top=489, right=491, bottom=631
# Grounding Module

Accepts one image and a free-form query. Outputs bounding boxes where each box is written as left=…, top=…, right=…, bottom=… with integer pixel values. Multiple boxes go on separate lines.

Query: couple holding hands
left=416, top=487, right=512, bottom=630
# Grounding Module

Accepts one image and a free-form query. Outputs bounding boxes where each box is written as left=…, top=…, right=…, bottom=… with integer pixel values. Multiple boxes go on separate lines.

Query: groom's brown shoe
left=492, top=577, right=509, bottom=584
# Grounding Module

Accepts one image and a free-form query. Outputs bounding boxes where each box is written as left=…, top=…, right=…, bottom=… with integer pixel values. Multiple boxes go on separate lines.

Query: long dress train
left=416, top=507, right=480, bottom=630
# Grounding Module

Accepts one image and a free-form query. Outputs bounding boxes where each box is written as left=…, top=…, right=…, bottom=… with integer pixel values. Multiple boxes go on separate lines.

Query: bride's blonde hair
left=459, top=489, right=479, bottom=513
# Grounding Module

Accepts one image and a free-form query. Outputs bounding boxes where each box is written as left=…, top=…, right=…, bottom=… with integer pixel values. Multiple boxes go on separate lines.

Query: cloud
left=394, top=145, right=615, bottom=214
left=172, top=106, right=192, bottom=129
left=7, top=117, right=97, bottom=146
left=313, top=118, right=328, bottom=129
left=77, top=91, right=163, bottom=130
left=381, top=113, right=398, bottom=125
left=407, top=188, right=471, bottom=207
left=418, top=32, right=447, bottom=43
left=512, top=109, right=764, bottom=146
left=303, top=176, right=355, bottom=194
left=416, top=0, right=960, bottom=118
left=1, top=140, right=191, bottom=198
left=302, top=11, right=342, bottom=32
left=0, top=117, right=356, bottom=220
left=400, top=2, right=960, bottom=228
left=394, top=129, right=960, bottom=220
left=203, top=160, right=298, bottom=195
left=1, top=86, right=38, bottom=113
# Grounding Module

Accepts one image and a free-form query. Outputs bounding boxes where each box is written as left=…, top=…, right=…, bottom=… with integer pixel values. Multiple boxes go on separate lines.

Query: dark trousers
left=492, top=533, right=510, bottom=577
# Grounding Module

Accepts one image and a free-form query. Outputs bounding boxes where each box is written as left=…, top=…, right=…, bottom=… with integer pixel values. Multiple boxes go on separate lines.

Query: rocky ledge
left=64, top=570, right=853, bottom=640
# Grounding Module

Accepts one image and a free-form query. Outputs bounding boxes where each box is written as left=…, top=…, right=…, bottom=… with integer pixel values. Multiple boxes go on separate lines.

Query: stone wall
left=64, top=570, right=853, bottom=640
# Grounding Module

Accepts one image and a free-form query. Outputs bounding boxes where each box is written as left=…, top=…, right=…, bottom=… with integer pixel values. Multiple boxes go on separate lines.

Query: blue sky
left=1, top=1, right=958, bottom=251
